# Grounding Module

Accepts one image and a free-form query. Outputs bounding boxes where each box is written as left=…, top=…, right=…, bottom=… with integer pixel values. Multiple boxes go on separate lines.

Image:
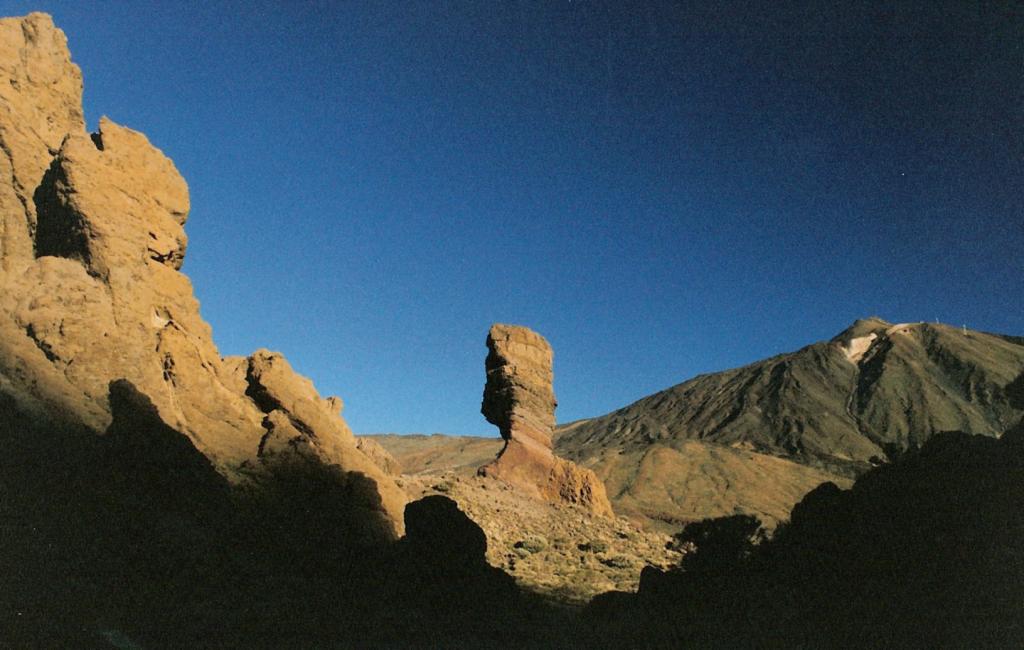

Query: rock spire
left=479, top=324, right=613, bottom=516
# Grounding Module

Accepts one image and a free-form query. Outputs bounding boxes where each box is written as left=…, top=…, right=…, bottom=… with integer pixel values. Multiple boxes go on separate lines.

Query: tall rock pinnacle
left=0, top=13, right=405, bottom=537
left=479, top=324, right=613, bottom=516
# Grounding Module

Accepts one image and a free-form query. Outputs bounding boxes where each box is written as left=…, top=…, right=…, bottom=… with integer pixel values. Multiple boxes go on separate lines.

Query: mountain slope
left=363, top=433, right=503, bottom=476
left=560, top=437, right=850, bottom=531
left=557, top=318, right=1024, bottom=476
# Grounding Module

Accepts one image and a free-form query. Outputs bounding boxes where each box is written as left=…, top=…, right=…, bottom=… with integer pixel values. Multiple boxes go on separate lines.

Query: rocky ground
left=397, top=471, right=680, bottom=604
left=367, top=432, right=851, bottom=534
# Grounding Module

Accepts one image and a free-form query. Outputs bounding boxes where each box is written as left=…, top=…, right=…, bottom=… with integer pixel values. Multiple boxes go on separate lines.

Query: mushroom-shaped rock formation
left=478, top=324, right=613, bottom=516
left=0, top=13, right=405, bottom=538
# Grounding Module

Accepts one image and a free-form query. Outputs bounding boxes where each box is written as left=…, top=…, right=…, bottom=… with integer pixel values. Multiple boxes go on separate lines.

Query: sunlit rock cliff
left=0, top=12, right=405, bottom=537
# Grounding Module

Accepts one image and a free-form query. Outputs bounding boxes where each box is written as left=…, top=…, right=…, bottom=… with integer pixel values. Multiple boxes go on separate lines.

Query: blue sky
left=5, top=1, right=1022, bottom=435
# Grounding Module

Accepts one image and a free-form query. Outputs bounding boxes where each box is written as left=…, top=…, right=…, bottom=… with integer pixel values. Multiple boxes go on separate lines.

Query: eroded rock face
left=356, top=436, right=403, bottom=476
left=0, top=13, right=404, bottom=537
left=0, top=12, right=84, bottom=269
left=479, top=324, right=613, bottom=516
left=36, top=117, right=190, bottom=275
left=240, top=350, right=407, bottom=525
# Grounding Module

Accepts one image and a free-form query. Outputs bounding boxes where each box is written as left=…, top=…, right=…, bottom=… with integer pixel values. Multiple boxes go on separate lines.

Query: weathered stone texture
left=0, top=13, right=405, bottom=537
left=479, top=324, right=613, bottom=516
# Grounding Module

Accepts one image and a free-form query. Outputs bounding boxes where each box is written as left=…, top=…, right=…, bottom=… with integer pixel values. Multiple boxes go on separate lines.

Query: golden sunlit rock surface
left=479, top=323, right=614, bottom=517
left=0, top=12, right=405, bottom=536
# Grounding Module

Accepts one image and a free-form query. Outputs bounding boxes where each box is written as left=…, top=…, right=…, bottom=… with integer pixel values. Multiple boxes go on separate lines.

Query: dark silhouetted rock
left=403, top=495, right=488, bottom=566
left=586, top=417, right=1024, bottom=648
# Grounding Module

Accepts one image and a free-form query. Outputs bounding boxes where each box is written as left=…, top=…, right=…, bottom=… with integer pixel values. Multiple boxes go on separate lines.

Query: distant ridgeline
left=558, top=317, right=1024, bottom=471
left=554, top=318, right=1024, bottom=527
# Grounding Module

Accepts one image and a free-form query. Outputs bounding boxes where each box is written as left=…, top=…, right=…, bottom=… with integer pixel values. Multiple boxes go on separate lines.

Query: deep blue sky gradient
left=5, top=1, right=1022, bottom=435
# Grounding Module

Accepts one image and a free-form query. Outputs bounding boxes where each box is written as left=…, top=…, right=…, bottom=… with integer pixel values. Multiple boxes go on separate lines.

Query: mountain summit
left=553, top=318, right=1024, bottom=527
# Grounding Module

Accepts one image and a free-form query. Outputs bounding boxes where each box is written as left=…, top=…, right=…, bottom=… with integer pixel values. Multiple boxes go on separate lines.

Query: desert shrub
left=599, top=555, right=634, bottom=569
left=514, top=536, right=547, bottom=554
left=672, top=514, right=766, bottom=573
left=578, top=539, right=609, bottom=553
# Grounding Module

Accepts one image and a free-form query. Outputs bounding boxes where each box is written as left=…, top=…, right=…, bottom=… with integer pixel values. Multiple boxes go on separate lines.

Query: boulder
left=403, top=495, right=488, bottom=566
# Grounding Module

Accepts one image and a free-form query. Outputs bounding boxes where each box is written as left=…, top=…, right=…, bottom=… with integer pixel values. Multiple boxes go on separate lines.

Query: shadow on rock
left=0, top=380, right=232, bottom=646
left=0, top=383, right=576, bottom=647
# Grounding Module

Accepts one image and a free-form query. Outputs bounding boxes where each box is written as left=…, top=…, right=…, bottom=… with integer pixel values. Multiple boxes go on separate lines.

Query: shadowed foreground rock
left=478, top=323, right=613, bottom=516
left=0, top=379, right=578, bottom=647
left=584, top=374, right=1024, bottom=648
